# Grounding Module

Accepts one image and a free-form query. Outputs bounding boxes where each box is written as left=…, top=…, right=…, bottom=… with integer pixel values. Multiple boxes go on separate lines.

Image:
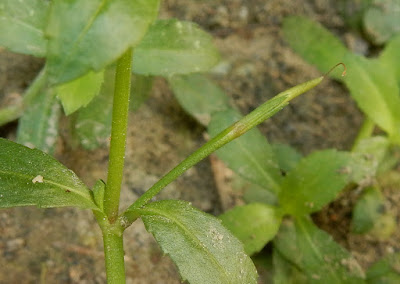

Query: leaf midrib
left=297, top=218, right=343, bottom=282
left=141, top=205, right=231, bottom=283
left=0, top=169, right=92, bottom=202
left=52, top=0, right=107, bottom=80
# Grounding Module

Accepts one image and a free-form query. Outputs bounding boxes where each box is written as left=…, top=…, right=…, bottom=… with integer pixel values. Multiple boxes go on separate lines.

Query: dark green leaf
left=0, top=0, right=49, bottom=57
left=273, top=248, right=308, bottom=284
left=16, top=89, right=60, bottom=155
left=169, top=74, right=230, bottom=126
left=343, top=53, right=400, bottom=139
left=283, top=16, right=348, bottom=80
left=367, top=253, right=400, bottom=284
left=271, top=143, right=303, bottom=174
left=130, top=74, right=153, bottom=111
left=137, top=200, right=258, bottom=284
left=274, top=217, right=365, bottom=283
left=133, top=19, right=220, bottom=76
left=0, top=138, right=97, bottom=209
left=363, top=0, right=400, bottom=45
left=57, top=70, right=104, bottom=115
left=352, top=186, right=385, bottom=234
left=75, top=67, right=114, bottom=150
left=219, top=203, right=282, bottom=255
left=46, top=0, right=160, bottom=84
left=279, top=150, right=370, bottom=216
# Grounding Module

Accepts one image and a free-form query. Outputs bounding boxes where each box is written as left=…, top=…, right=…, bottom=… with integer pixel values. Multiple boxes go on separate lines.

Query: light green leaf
left=0, top=0, right=49, bottom=57
left=343, top=54, right=400, bottom=139
left=133, top=19, right=220, bottom=76
left=46, top=0, right=160, bottom=85
left=242, top=183, right=278, bottom=205
left=57, top=70, right=104, bottom=115
left=16, top=89, right=60, bottom=155
left=169, top=74, right=230, bottom=126
left=92, top=179, right=105, bottom=212
left=219, top=203, right=282, bottom=255
left=75, top=68, right=114, bottom=150
left=130, top=74, right=153, bottom=111
left=367, top=253, right=400, bottom=284
left=352, top=136, right=391, bottom=174
left=274, top=217, right=365, bottom=283
left=279, top=150, right=366, bottom=216
left=380, top=34, right=400, bottom=86
left=137, top=200, right=258, bottom=284
left=0, top=138, right=97, bottom=209
left=283, top=16, right=348, bottom=80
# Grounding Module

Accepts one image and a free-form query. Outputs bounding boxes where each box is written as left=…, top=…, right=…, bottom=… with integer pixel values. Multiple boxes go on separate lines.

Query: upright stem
left=104, top=49, right=133, bottom=222
left=352, top=117, right=375, bottom=151
left=103, top=229, right=126, bottom=283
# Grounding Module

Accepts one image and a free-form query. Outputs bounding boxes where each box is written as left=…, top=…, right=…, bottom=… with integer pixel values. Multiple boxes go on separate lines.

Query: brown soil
left=0, top=0, right=399, bottom=283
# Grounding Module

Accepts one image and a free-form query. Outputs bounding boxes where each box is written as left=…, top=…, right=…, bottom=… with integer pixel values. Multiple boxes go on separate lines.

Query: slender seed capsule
left=124, top=63, right=347, bottom=216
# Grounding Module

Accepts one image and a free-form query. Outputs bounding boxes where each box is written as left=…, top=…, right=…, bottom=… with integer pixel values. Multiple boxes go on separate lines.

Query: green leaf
left=208, top=109, right=282, bottom=194
left=219, top=203, right=282, bottom=255
left=0, top=0, right=49, bottom=57
left=57, top=70, right=104, bottom=115
left=130, top=74, right=153, bottom=111
left=352, top=136, right=391, bottom=174
left=279, top=150, right=366, bottom=216
left=367, top=253, right=400, bottom=284
left=363, top=0, right=400, bottom=45
left=271, top=143, right=303, bottom=174
left=46, top=0, right=160, bottom=85
left=16, top=89, right=61, bottom=155
left=168, top=74, right=230, bottom=126
left=133, top=19, right=220, bottom=76
left=351, top=186, right=396, bottom=239
left=273, top=248, right=308, bottom=284
left=274, top=217, right=365, bottom=283
left=352, top=186, right=385, bottom=234
left=342, top=53, right=400, bottom=138
left=242, top=181, right=278, bottom=205
left=380, top=34, right=400, bottom=86
left=137, top=200, right=258, bottom=284
left=0, top=138, right=97, bottom=209
left=92, top=179, right=105, bottom=212
left=75, top=68, right=114, bottom=150
left=282, top=16, right=348, bottom=80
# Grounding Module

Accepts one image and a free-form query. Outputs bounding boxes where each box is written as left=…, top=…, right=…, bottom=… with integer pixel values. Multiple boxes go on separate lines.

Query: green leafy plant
left=169, top=66, right=398, bottom=282
left=282, top=16, right=400, bottom=241
left=0, top=1, right=339, bottom=283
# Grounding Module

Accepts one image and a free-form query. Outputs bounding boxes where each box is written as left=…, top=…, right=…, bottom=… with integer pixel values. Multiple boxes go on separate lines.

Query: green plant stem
left=104, top=49, right=133, bottom=222
left=0, top=67, right=47, bottom=126
left=352, top=117, right=375, bottom=151
left=122, top=76, right=324, bottom=224
left=102, top=229, right=126, bottom=283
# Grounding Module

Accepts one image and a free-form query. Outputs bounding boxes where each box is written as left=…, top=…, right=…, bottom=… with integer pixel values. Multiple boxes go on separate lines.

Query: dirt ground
left=0, top=0, right=399, bottom=283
